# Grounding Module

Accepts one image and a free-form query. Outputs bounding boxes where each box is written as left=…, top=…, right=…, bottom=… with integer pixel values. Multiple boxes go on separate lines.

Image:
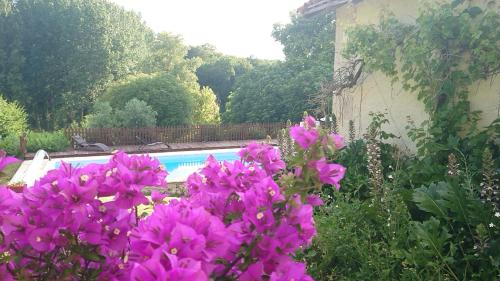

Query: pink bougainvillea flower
left=269, top=258, right=314, bottom=281
left=321, top=134, right=346, bottom=153
left=239, top=142, right=285, bottom=176
left=304, top=115, right=317, bottom=128
left=0, top=150, right=19, bottom=172
left=130, top=250, right=169, bottom=281
left=324, top=133, right=346, bottom=150
left=0, top=151, right=167, bottom=276
left=0, top=264, right=14, bottom=281
left=294, top=166, right=303, bottom=178
left=151, top=190, right=167, bottom=204
left=331, top=134, right=346, bottom=149
left=309, top=157, right=346, bottom=190
left=240, top=262, right=264, bottom=281
left=168, top=223, right=206, bottom=259
left=306, top=195, right=324, bottom=207
left=166, top=255, right=210, bottom=281
left=287, top=195, right=316, bottom=243
left=28, top=228, right=57, bottom=252
left=290, top=126, right=319, bottom=150
left=0, top=118, right=345, bottom=281
left=113, top=184, right=149, bottom=209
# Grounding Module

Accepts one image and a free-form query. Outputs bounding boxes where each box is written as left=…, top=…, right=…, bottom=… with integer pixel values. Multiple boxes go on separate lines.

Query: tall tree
left=272, top=12, right=335, bottom=70
left=224, top=11, right=335, bottom=123
left=6, top=0, right=152, bottom=129
left=195, top=56, right=252, bottom=112
left=187, top=44, right=221, bottom=62
left=224, top=62, right=323, bottom=123
left=192, top=87, right=220, bottom=124
left=0, top=0, right=24, bottom=103
left=188, top=44, right=253, bottom=113
left=143, top=32, right=190, bottom=73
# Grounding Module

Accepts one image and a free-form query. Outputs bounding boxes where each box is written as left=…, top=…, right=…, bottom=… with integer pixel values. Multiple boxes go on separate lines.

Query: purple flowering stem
left=134, top=206, right=139, bottom=226
left=5, top=264, right=15, bottom=277
left=214, top=253, right=244, bottom=280
left=215, top=237, right=259, bottom=280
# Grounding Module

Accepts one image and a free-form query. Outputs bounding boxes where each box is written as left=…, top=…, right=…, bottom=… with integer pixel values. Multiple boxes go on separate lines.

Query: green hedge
left=0, top=131, right=70, bottom=157
left=0, top=135, right=21, bottom=156
left=26, top=131, right=69, bottom=153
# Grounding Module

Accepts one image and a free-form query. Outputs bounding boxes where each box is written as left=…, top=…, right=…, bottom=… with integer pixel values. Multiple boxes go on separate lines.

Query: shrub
left=0, top=135, right=20, bottom=156
left=191, top=86, right=220, bottom=124
left=26, top=131, right=70, bottom=152
left=408, top=179, right=500, bottom=280
left=117, top=98, right=157, bottom=128
left=302, top=194, right=411, bottom=281
left=100, top=73, right=195, bottom=125
left=301, top=113, right=500, bottom=280
left=0, top=115, right=346, bottom=280
left=0, top=95, right=28, bottom=137
left=85, top=102, right=120, bottom=128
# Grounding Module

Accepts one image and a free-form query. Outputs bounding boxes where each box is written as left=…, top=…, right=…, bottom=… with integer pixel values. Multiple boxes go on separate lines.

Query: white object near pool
left=11, top=148, right=241, bottom=185
left=10, top=150, right=51, bottom=186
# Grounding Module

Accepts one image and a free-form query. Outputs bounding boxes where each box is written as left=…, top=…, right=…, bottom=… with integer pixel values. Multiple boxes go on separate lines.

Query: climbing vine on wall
left=343, top=0, right=500, bottom=162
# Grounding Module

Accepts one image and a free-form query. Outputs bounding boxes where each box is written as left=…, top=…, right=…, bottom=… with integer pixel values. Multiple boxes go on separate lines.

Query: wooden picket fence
left=64, top=123, right=285, bottom=146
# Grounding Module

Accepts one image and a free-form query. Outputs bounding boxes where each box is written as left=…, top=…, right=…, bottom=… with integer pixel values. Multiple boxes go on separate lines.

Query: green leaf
left=412, top=217, right=452, bottom=260
left=413, top=182, right=448, bottom=218
left=465, top=7, right=483, bottom=18
left=440, top=181, right=485, bottom=225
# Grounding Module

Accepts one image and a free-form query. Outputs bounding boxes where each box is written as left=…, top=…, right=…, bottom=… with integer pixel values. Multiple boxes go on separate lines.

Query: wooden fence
left=64, top=123, right=285, bottom=146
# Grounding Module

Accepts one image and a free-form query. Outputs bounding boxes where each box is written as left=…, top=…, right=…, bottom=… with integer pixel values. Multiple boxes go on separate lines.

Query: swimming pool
left=52, top=148, right=241, bottom=182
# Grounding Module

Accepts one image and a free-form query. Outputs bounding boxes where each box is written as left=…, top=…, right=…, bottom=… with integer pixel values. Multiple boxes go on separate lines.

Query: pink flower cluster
left=290, top=116, right=346, bottom=152
left=0, top=152, right=167, bottom=279
left=0, top=115, right=346, bottom=280
left=290, top=116, right=346, bottom=190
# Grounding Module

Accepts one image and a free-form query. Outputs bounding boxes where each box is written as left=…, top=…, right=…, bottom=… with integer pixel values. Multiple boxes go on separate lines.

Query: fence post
left=19, top=133, right=27, bottom=159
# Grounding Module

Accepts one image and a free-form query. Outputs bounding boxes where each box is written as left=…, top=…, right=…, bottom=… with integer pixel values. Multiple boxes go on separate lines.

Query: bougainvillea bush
left=0, top=115, right=345, bottom=280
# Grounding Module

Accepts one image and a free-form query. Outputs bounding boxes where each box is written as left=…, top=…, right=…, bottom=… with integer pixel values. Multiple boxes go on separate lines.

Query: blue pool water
left=55, top=149, right=240, bottom=182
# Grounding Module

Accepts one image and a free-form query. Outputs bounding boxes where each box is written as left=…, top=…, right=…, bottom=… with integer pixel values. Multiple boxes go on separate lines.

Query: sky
left=110, top=0, right=307, bottom=60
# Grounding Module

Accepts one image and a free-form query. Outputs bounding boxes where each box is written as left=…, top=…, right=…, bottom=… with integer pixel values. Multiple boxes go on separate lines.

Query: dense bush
left=0, top=135, right=20, bottom=156
left=223, top=11, right=335, bottom=123
left=100, top=73, right=194, bottom=125
left=26, top=131, right=70, bottom=152
left=85, top=102, right=120, bottom=128
left=1, top=131, right=72, bottom=155
left=302, top=193, right=411, bottom=281
left=0, top=115, right=346, bottom=280
left=86, top=99, right=158, bottom=128
left=298, top=112, right=500, bottom=280
left=100, top=72, right=220, bottom=126
left=118, top=98, right=157, bottom=128
left=0, top=95, right=28, bottom=138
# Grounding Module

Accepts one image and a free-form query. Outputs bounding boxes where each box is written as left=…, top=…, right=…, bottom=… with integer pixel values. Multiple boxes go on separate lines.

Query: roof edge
left=298, top=0, right=349, bottom=16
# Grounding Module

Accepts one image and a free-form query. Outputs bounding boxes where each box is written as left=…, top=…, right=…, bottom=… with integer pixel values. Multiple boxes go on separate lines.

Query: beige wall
left=333, top=0, right=500, bottom=152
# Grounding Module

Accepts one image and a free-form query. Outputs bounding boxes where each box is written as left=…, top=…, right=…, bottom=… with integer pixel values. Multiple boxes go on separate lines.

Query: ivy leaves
left=343, top=2, right=499, bottom=114
left=343, top=1, right=500, bottom=186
